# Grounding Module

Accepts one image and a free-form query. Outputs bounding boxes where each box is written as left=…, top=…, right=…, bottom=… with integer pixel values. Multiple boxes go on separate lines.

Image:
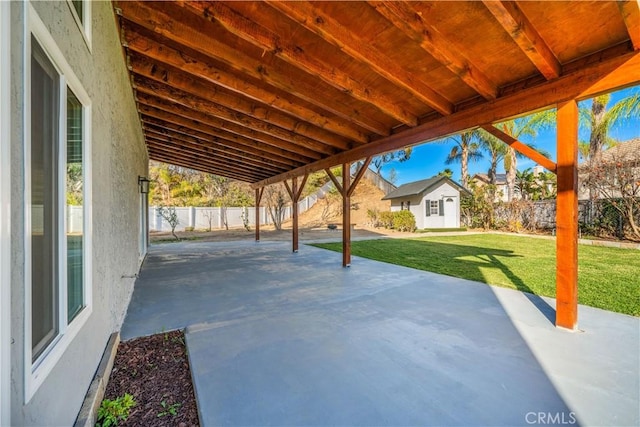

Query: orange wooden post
left=556, top=100, right=579, bottom=330
left=255, top=187, right=263, bottom=241
left=292, top=177, right=299, bottom=252
left=342, top=163, right=351, bottom=267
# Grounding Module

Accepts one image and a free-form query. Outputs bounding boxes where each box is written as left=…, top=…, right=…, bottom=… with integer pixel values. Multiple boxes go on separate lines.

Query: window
left=67, top=0, right=91, bottom=51
left=429, top=200, right=439, bottom=215
left=406, top=201, right=410, bottom=210
left=71, top=0, right=83, bottom=24
left=26, top=9, right=92, bottom=397
left=400, top=201, right=404, bottom=210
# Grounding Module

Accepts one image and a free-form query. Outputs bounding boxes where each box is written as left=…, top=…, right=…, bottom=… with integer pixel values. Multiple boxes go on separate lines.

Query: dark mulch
left=104, top=330, right=200, bottom=426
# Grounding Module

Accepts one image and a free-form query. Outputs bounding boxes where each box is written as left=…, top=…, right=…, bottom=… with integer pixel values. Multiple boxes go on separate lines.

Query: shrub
left=392, top=210, right=416, bottom=232
left=378, top=211, right=394, bottom=229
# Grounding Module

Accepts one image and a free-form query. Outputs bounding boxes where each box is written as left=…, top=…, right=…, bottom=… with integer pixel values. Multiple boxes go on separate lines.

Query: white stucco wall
left=9, top=2, right=147, bottom=425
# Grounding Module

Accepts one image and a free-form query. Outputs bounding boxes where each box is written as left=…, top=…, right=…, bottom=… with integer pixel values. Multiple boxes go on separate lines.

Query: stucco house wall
left=388, top=182, right=463, bottom=229
left=8, top=2, right=147, bottom=425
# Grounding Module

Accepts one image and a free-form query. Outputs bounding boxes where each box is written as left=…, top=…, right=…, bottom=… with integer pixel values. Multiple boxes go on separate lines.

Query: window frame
left=24, top=4, right=93, bottom=401
left=429, top=200, right=439, bottom=216
left=66, top=0, right=91, bottom=52
left=1, top=1, right=11, bottom=422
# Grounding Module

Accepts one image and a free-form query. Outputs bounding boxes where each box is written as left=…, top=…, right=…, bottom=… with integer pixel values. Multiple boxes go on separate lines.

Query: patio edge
left=73, top=332, right=120, bottom=427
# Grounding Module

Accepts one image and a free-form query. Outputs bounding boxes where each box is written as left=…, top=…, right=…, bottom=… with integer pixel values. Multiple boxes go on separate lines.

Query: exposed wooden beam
left=142, top=120, right=309, bottom=169
left=324, top=168, right=343, bottom=195
left=147, top=148, right=264, bottom=182
left=129, top=53, right=357, bottom=150
left=267, top=1, right=454, bottom=115
left=555, top=99, right=579, bottom=330
left=618, top=0, right=640, bottom=50
left=145, top=138, right=281, bottom=175
left=347, top=157, right=373, bottom=197
left=144, top=130, right=292, bottom=171
left=181, top=1, right=419, bottom=126
left=369, top=1, right=498, bottom=100
left=481, top=125, right=557, bottom=173
left=252, top=48, right=640, bottom=188
left=124, top=33, right=368, bottom=144
left=483, top=0, right=561, bottom=80
left=135, top=82, right=337, bottom=157
left=137, top=102, right=322, bottom=162
left=118, top=1, right=391, bottom=135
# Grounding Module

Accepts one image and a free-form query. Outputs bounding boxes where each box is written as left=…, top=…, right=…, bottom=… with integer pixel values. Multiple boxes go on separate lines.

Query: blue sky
left=379, top=86, right=640, bottom=186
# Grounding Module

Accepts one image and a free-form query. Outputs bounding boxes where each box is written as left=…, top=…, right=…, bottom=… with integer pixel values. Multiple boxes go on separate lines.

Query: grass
left=312, top=234, right=640, bottom=316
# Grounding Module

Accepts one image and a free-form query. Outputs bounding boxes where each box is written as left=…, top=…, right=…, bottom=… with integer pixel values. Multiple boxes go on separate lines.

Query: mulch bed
left=104, top=330, right=200, bottom=426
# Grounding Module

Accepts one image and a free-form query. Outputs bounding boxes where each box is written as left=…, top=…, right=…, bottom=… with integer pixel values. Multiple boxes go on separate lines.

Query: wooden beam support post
left=555, top=100, right=579, bottom=330
left=325, top=157, right=371, bottom=267
left=255, top=187, right=264, bottom=241
left=283, top=174, right=309, bottom=252
left=342, top=163, right=352, bottom=267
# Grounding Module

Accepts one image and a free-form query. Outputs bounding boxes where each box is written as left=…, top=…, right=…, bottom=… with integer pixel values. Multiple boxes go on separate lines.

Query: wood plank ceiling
left=114, top=1, right=640, bottom=185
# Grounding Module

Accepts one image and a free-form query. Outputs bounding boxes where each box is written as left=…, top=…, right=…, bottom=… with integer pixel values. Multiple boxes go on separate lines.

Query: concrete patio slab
left=121, top=240, right=639, bottom=426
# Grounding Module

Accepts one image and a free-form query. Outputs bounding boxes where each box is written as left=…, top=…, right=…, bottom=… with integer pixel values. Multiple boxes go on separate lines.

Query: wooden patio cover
left=115, top=1, right=640, bottom=330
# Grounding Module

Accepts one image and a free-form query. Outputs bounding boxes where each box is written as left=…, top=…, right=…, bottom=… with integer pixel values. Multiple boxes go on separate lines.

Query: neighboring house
left=469, top=173, right=510, bottom=202
left=578, top=138, right=640, bottom=200
left=2, top=2, right=147, bottom=425
left=382, top=176, right=470, bottom=229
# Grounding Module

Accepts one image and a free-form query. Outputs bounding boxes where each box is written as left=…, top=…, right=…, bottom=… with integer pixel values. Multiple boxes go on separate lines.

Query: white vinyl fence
left=150, top=195, right=320, bottom=232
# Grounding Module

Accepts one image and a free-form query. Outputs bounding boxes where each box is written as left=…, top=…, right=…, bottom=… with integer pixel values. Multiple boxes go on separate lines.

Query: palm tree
left=495, top=110, right=555, bottom=201
left=581, top=92, right=639, bottom=200
left=477, top=130, right=508, bottom=185
left=443, top=130, right=484, bottom=189
left=584, top=93, right=639, bottom=161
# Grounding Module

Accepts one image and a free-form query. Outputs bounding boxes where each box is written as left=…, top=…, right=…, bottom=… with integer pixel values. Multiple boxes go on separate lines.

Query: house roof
left=471, top=173, right=507, bottom=185
left=114, top=1, right=640, bottom=185
left=382, top=176, right=469, bottom=200
left=578, top=138, right=640, bottom=171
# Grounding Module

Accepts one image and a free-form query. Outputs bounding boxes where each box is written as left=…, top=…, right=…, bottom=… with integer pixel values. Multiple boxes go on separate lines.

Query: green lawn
left=312, top=234, right=640, bottom=316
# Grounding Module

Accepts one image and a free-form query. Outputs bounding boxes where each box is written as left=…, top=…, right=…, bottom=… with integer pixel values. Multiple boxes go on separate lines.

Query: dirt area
left=104, top=331, right=199, bottom=426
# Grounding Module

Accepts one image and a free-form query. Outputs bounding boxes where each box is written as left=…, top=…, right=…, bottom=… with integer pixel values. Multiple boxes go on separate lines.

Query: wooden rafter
left=137, top=101, right=324, bottom=161
left=144, top=130, right=294, bottom=171
left=253, top=49, right=640, bottom=188
left=147, top=147, right=266, bottom=181
left=124, top=32, right=368, bottom=144
left=481, top=125, right=557, bottom=173
left=267, top=1, right=453, bottom=115
left=181, top=1, right=419, bottom=126
left=129, top=54, right=356, bottom=150
left=134, top=81, right=339, bottom=156
left=142, top=120, right=312, bottom=169
left=618, top=0, right=640, bottom=50
left=118, top=1, right=391, bottom=136
left=482, top=0, right=561, bottom=80
left=369, top=1, right=498, bottom=100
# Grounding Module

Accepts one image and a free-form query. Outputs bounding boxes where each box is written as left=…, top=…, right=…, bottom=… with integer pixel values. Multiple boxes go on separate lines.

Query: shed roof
left=114, top=1, right=640, bottom=185
left=382, top=176, right=469, bottom=200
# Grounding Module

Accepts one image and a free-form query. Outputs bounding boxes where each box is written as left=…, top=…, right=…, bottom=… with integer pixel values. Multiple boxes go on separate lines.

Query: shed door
left=443, top=197, right=457, bottom=228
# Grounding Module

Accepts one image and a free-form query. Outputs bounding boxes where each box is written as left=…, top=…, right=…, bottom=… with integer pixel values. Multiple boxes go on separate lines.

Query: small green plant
left=96, top=393, right=136, bottom=427
left=157, top=400, right=181, bottom=418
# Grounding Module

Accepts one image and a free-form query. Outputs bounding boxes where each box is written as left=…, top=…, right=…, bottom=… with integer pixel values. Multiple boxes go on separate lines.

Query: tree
left=438, top=168, right=453, bottom=178
left=478, top=130, right=508, bottom=186
left=584, top=151, right=640, bottom=240
left=372, top=147, right=412, bottom=175
left=581, top=92, right=639, bottom=200
left=157, top=206, right=180, bottom=240
left=443, top=130, right=483, bottom=189
left=264, top=184, right=288, bottom=230
left=495, top=110, right=555, bottom=201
